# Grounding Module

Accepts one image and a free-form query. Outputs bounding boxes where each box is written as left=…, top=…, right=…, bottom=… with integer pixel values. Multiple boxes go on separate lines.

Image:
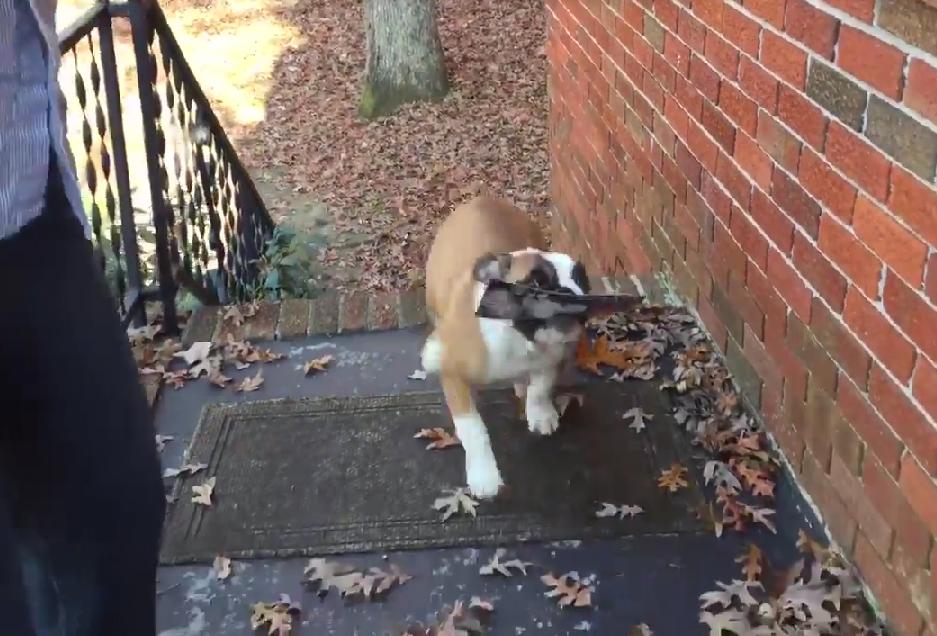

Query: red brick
left=716, top=152, right=753, bottom=211
left=767, top=246, right=812, bottom=322
left=743, top=0, right=786, bottom=28
left=675, top=74, right=704, bottom=120
left=853, top=195, right=928, bottom=286
left=837, top=25, right=906, bottom=100
left=730, top=207, right=768, bottom=269
left=870, top=365, right=937, bottom=475
left=697, top=293, right=729, bottom=351
left=693, top=0, right=724, bottom=28
left=654, top=0, right=680, bottom=31
left=777, top=84, right=827, bottom=149
left=784, top=0, right=839, bottom=59
left=688, top=54, right=720, bottom=101
left=905, top=59, right=937, bottom=125
left=801, top=449, right=857, bottom=550
left=818, top=215, right=881, bottom=298
left=734, top=131, right=773, bottom=191
left=839, top=376, right=903, bottom=475
left=927, top=254, right=937, bottom=306
left=761, top=30, right=807, bottom=89
left=792, top=232, right=847, bottom=311
left=675, top=140, right=702, bottom=189
left=718, top=82, right=758, bottom=135
left=686, top=119, right=718, bottom=173
left=771, top=168, right=821, bottom=239
left=702, top=172, right=732, bottom=224
left=854, top=532, right=926, bottom=636
left=788, top=310, right=838, bottom=396
left=751, top=189, right=794, bottom=253
left=623, top=0, right=645, bottom=30
left=798, top=147, right=857, bottom=222
left=701, top=100, right=736, bottom=153
left=844, top=287, right=916, bottom=382
left=747, top=260, right=788, bottom=339
left=757, top=111, right=801, bottom=171
left=901, top=453, right=937, bottom=538
left=889, top=166, right=937, bottom=247
left=704, top=32, right=741, bottom=80
left=739, top=57, right=779, bottom=112
left=664, top=95, right=689, bottom=139
left=811, top=297, right=872, bottom=388
left=825, top=121, right=892, bottom=202
left=721, top=5, right=761, bottom=57
left=826, top=0, right=874, bottom=22
left=677, top=7, right=706, bottom=53
left=664, top=32, right=690, bottom=76
left=830, top=454, right=894, bottom=555
left=883, top=271, right=937, bottom=364
left=864, top=453, right=932, bottom=567
left=914, top=356, right=937, bottom=425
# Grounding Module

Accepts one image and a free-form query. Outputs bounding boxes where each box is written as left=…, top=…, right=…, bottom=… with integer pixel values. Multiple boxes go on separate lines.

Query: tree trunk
left=359, top=0, right=448, bottom=119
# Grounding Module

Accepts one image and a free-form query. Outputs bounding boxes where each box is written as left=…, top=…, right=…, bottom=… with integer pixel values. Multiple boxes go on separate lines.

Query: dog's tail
left=420, top=332, right=443, bottom=375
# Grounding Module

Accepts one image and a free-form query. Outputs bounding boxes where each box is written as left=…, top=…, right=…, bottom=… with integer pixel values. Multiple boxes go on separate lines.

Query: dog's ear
left=472, top=252, right=513, bottom=283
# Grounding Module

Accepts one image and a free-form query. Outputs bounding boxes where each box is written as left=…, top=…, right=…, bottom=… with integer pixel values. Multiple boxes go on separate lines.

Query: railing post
left=97, top=7, right=146, bottom=327
left=126, top=0, right=179, bottom=334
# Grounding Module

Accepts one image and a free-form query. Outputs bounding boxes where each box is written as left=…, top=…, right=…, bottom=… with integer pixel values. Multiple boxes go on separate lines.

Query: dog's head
left=473, top=248, right=590, bottom=343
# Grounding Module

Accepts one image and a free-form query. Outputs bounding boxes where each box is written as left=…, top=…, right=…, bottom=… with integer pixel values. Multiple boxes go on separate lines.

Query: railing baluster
left=97, top=10, right=145, bottom=326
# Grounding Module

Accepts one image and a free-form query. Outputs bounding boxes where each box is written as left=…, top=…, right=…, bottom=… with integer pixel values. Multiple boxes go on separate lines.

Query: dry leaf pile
left=699, top=532, right=883, bottom=634
left=250, top=594, right=301, bottom=635
left=303, top=558, right=411, bottom=600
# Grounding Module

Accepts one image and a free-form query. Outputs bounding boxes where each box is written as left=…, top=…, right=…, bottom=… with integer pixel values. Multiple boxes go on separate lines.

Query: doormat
left=160, top=383, right=704, bottom=564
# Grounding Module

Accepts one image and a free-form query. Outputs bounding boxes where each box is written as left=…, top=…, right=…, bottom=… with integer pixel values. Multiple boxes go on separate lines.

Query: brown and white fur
left=421, top=195, right=590, bottom=498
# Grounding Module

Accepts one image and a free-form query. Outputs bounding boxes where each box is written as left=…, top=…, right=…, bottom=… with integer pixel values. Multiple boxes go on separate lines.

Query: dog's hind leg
left=441, top=373, right=503, bottom=499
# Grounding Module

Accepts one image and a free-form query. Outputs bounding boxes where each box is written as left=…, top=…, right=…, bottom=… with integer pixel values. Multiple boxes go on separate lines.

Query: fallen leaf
left=735, top=544, right=763, bottom=582
left=433, top=488, right=479, bottom=520
left=408, top=369, right=428, bottom=381
left=469, top=596, right=494, bottom=613
left=175, top=341, right=212, bottom=366
left=208, top=367, right=233, bottom=388
left=479, top=548, right=531, bottom=577
left=155, top=434, right=174, bottom=452
left=192, top=476, right=216, bottom=506
left=595, top=502, right=644, bottom=519
left=163, top=369, right=190, bottom=389
left=236, top=371, right=264, bottom=392
left=575, top=336, right=630, bottom=375
left=214, top=555, right=232, bottom=581
left=303, top=355, right=334, bottom=375
left=626, top=624, right=654, bottom=636
left=541, top=572, right=593, bottom=608
left=303, top=558, right=410, bottom=600
left=414, top=427, right=460, bottom=450
left=127, top=324, right=161, bottom=345
left=657, top=463, right=689, bottom=493
left=796, top=529, right=829, bottom=561
left=163, top=462, right=208, bottom=478
left=250, top=594, right=300, bottom=635
left=622, top=406, right=652, bottom=432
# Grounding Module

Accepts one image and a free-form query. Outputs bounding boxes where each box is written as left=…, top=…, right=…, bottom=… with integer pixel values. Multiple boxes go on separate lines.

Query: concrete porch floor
left=153, top=328, right=822, bottom=635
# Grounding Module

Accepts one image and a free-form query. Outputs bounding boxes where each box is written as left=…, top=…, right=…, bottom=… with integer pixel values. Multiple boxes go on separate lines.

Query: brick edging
left=180, top=286, right=429, bottom=347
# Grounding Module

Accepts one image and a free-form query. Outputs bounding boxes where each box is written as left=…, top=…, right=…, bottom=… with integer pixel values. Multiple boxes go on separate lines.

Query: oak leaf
left=249, top=594, right=300, bottom=635
left=303, top=355, right=334, bottom=375
left=208, top=367, right=232, bottom=388
left=541, top=572, right=593, bottom=608
left=175, top=341, right=212, bottom=366
left=236, top=371, right=264, bottom=392
left=479, top=548, right=531, bottom=577
left=414, top=427, right=460, bottom=450
left=408, top=369, right=427, bottom=381
left=192, top=476, right=216, bottom=506
left=163, top=369, right=190, bottom=389
left=595, top=502, right=643, bottom=519
left=622, top=407, right=652, bottom=432
left=657, top=463, right=688, bottom=492
left=575, top=336, right=630, bottom=375
left=433, top=488, right=479, bottom=520
left=155, top=434, right=174, bottom=452
left=735, top=544, right=763, bottom=582
left=163, top=462, right=208, bottom=478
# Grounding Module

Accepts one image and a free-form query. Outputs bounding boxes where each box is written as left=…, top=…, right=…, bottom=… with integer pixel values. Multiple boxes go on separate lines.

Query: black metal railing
left=58, top=0, right=273, bottom=334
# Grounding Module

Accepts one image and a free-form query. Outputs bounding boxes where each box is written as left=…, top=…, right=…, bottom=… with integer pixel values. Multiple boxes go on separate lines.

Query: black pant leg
left=0, top=194, right=165, bottom=635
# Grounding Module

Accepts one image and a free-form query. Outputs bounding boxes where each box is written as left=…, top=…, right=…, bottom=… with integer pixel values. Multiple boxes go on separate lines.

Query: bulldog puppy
left=421, top=195, right=589, bottom=498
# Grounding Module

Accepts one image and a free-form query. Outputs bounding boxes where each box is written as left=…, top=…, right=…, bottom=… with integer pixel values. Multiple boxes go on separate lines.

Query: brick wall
left=546, top=0, right=937, bottom=632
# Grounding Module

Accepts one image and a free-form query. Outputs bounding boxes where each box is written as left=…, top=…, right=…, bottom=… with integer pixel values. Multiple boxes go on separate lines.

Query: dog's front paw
left=526, top=399, right=560, bottom=436
left=466, top=458, right=504, bottom=499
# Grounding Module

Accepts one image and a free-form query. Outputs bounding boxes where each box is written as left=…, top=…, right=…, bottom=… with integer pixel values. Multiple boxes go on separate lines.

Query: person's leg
left=0, top=169, right=165, bottom=635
